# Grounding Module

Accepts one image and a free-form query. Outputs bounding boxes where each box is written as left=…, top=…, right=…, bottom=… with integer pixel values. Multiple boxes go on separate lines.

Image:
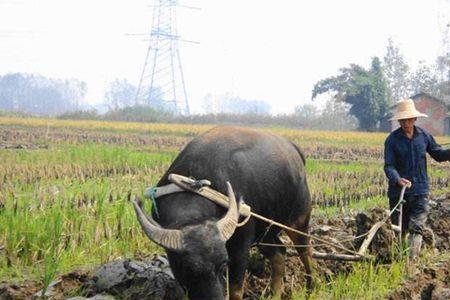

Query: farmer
left=384, top=98, right=450, bottom=260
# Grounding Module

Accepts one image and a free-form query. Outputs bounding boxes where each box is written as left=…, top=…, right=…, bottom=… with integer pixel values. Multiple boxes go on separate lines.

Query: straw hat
left=389, top=99, right=428, bottom=121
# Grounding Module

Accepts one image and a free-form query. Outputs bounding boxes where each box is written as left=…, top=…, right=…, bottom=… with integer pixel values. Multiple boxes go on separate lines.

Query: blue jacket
left=384, top=126, right=450, bottom=198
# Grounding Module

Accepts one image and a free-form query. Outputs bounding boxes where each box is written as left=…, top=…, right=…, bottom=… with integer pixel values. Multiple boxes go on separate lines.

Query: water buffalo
left=133, top=126, right=313, bottom=299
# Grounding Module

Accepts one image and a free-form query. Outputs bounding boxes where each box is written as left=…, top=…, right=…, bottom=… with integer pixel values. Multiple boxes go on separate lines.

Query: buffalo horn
left=132, top=198, right=184, bottom=251
left=216, top=182, right=239, bottom=241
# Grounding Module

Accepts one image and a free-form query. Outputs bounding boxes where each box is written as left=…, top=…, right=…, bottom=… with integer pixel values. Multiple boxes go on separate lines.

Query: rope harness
left=144, top=174, right=409, bottom=260
left=145, top=186, right=159, bottom=217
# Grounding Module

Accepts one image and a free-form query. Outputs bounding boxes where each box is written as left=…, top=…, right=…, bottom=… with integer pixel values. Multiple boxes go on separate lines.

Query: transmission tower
left=135, top=0, right=192, bottom=114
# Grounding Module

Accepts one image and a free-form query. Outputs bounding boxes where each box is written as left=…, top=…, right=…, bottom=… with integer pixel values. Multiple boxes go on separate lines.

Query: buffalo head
left=133, top=182, right=239, bottom=299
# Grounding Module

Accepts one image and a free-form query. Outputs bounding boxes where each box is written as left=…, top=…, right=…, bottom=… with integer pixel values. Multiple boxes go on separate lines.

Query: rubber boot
left=408, top=234, right=423, bottom=260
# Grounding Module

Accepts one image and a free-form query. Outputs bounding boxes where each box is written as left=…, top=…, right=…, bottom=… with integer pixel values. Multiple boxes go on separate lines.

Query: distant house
left=380, top=93, right=450, bottom=136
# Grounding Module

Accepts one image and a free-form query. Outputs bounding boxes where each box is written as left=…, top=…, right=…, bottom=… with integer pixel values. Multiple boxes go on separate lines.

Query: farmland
left=0, top=117, right=449, bottom=299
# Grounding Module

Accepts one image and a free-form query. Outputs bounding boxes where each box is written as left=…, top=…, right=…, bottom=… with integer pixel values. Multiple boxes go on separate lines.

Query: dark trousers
left=389, top=194, right=429, bottom=235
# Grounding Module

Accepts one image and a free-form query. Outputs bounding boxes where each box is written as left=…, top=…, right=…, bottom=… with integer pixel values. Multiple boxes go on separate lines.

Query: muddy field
left=1, top=121, right=448, bottom=299
left=244, top=194, right=450, bottom=299
left=1, top=194, right=448, bottom=300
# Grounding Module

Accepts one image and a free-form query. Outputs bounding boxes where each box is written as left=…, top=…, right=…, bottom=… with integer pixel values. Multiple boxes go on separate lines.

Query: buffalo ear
left=216, top=182, right=239, bottom=241
left=133, top=198, right=185, bottom=251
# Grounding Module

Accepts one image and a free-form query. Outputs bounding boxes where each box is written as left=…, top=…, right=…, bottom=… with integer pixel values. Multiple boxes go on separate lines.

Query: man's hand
left=398, top=178, right=412, bottom=187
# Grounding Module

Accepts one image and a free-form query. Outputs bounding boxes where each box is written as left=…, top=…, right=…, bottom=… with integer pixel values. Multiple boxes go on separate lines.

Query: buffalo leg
left=259, top=235, right=286, bottom=298
left=286, top=215, right=314, bottom=291
left=227, top=234, right=253, bottom=300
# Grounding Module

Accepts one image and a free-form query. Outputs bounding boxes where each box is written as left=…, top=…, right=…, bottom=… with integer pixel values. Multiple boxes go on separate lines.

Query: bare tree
left=383, top=38, right=410, bottom=103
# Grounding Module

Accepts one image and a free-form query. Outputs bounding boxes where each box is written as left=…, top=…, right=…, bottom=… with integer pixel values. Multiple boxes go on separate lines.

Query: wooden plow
left=146, top=174, right=407, bottom=262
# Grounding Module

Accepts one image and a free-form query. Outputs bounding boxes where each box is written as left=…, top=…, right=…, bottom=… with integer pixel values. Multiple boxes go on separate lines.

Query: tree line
left=310, top=38, right=450, bottom=131
left=0, top=73, right=87, bottom=115
left=57, top=104, right=358, bottom=131
left=0, top=37, right=448, bottom=132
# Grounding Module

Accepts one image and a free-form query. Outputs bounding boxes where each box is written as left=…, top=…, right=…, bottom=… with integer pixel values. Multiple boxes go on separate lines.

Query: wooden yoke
left=168, top=174, right=252, bottom=218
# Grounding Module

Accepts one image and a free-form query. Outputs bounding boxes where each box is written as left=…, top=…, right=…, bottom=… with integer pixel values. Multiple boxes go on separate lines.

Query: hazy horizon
left=0, top=0, right=449, bottom=114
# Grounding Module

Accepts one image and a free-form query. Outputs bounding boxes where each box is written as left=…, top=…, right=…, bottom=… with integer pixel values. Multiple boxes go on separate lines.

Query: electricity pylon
left=135, top=0, right=194, bottom=115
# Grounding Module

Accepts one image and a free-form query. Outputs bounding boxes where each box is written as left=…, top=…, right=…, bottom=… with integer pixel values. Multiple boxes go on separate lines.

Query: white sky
left=0, top=0, right=449, bottom=114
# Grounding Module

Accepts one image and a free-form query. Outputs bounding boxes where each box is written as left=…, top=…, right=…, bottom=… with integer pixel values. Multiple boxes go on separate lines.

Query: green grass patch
left=294, top=259, right=405, bottom=299
left=312, top=195, right=387, bottom=219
